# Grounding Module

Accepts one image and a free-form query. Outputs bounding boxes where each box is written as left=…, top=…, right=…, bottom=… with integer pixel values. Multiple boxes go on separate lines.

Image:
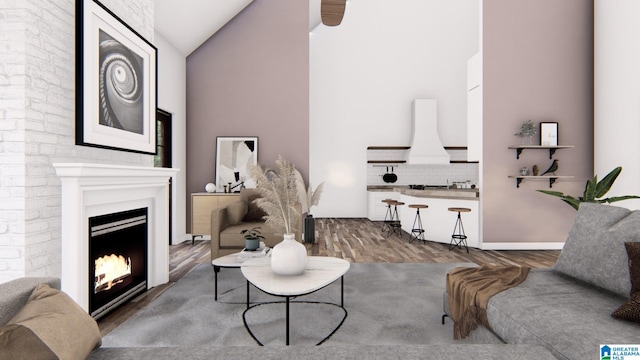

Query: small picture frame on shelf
left=540, top=122, right=558, bottom=146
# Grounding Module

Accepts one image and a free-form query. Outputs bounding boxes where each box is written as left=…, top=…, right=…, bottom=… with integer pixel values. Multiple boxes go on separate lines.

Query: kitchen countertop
left=367, top=185, right=479, bottom=200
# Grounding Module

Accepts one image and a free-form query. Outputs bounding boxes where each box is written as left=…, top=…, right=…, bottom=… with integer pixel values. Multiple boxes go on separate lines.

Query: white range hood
left=407, top=99, right=450, bottom=165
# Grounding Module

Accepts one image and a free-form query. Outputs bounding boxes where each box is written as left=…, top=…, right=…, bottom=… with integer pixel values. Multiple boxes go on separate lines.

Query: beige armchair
left=210, top=188, right=303, bottom=261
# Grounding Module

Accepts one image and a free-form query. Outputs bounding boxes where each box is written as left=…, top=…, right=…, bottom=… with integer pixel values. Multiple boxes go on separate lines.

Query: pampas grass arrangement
left=248, top=156, right=301, bottom=235
left=294, top=169, right=324, bottom=215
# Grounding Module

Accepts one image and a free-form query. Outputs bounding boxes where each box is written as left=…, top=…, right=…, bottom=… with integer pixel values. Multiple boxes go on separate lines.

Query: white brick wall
left=0, top=0, right=155, bottom=283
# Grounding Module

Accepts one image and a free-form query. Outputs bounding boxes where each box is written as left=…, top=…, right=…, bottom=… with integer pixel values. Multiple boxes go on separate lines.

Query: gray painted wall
left=482, top=0, right=594, bottom=243
left=186, top=0, right=309, bottom=232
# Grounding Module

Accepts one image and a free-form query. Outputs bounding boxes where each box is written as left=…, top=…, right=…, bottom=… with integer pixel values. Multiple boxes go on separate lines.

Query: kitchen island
left=367, top=186, right=480, bottom=248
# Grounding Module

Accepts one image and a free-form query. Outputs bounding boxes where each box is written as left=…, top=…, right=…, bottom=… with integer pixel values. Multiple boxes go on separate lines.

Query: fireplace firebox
left=89, top=208, right=148, bottom=319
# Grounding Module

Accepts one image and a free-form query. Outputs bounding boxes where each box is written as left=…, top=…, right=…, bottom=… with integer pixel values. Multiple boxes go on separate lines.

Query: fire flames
left=95, top=254, right=131, bottom=293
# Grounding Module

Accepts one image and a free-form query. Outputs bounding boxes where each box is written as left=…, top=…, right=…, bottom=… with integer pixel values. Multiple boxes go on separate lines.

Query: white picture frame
left=540, top=122, right=558, bottom=146
left=76, top=0, right=157, bottom=154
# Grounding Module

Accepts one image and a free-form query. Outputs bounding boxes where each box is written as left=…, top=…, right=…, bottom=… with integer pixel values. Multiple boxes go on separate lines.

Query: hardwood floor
left=97, top=217, right=560, bottom=335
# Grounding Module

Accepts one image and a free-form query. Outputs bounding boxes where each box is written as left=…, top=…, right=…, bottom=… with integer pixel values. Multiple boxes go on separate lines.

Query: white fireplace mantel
left=54, top=163, right=179, bottom=311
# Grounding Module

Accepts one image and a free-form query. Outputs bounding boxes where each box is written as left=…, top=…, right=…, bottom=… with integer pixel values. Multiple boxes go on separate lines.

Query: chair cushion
left=226, top=201, right=248, bottom=225
left=8, top=283, right=102, bottom=359
left=221, top=222, right=285, bottom=248
left=553, top=203, right=640, bottom=298
left=486, top=269, right=640, bottom=360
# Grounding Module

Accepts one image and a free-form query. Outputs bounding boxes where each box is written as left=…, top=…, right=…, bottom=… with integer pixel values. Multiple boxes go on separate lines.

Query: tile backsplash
left=366, top=148, right=478, bottom=186
left=367, top=163, right=479, bottom=186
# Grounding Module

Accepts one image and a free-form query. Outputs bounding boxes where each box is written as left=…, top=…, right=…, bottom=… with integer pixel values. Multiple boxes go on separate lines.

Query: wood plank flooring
left=97, top=218, right=560, bottom=335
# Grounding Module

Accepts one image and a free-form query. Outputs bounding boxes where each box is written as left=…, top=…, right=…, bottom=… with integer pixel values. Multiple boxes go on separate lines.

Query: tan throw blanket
left=447, top=264, right=530, bottom=340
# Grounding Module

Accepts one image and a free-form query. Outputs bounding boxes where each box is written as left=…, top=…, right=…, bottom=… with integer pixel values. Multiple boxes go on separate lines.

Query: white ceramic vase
left=270, top=233, right=307, bottom=276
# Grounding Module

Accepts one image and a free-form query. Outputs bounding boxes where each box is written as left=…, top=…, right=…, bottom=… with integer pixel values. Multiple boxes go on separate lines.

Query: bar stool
left=387, top=200, right=404, bottom=238
left=381, top=199, right=395, bottom=232
left=448, top=207, right=470, bottom=253
left=408, top=204, right=428, bottom=243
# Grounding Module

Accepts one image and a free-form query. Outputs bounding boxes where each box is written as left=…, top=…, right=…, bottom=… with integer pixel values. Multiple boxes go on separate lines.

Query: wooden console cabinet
left=191, top=193, right=240, bottom=241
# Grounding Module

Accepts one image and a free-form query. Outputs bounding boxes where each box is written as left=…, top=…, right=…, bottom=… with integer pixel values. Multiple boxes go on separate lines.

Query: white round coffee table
left=240, top=256, right=350, bottom=345
left=211, top=252, right=243, bottom=301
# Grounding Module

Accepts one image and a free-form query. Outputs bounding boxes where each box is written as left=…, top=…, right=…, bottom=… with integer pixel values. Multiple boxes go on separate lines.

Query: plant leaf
left=562, top=197, right=581, bottom=210
left=595, top=166, right=622, bottom=198
left=603, top=195, right=640, bottom=204
left=582, top=178, right=598, bottom=202
left=536, top=190, right=566, bottom=198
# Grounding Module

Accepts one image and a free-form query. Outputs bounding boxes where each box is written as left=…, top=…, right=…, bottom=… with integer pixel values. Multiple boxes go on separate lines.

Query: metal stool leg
left=449, top=211, right=469, bottom=253
left=388, top=205, right=402, bottom=238
left=382, top=203, right=393, bottom=232
left=409, top=208, right=425, bottom=243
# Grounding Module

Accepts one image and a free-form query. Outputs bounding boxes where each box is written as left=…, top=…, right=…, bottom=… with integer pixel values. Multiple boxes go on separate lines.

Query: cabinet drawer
left=191, top=193, right=240, bottom=236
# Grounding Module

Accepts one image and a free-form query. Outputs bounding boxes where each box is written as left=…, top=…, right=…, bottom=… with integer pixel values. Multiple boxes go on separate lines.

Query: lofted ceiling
left=155, top=0, right=326, bottom=56
left=154, top=0, right=253, bottom=56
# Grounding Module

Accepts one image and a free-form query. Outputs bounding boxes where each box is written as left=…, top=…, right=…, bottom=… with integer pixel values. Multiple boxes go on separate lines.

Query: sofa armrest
left=0, top=277, right=60, bottom=326
left=211, top=206, right=231, bottom=261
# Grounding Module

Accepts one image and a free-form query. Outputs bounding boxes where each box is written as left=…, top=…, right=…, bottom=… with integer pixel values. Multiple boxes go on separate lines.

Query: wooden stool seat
left=448, top=207, right=471, bottom=213
left=382, top=199, right=395, bottom=204
left=409, top=204, right=428, bottom=209
left=393, top=201, right=405, bottom=206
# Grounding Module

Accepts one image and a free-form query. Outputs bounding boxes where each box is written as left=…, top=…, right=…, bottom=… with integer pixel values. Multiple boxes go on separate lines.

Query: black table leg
left=213, top=265, right=220, bottom=301
left=286, top=296, right=290, bottom=345
left=341, top=276, right=344, bottom=307
left=246, top=280, right=250, bottom=309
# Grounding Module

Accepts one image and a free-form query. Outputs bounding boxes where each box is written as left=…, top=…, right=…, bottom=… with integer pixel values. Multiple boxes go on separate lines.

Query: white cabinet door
left=367, top=191, right=400, bottom=221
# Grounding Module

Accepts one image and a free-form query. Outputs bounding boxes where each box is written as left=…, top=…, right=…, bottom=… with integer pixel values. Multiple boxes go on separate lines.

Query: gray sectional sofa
left=444, top=202, right=640, bottom=360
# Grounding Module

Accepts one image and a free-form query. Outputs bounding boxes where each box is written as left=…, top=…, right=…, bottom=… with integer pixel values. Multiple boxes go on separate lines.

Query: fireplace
left=54, top=163, right=178, bottom=314
left=89, top=208, right=148, bottom=319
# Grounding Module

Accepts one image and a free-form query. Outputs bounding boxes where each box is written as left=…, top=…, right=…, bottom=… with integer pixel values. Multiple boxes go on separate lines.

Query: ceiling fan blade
left=321, top=0, right=346, bottom=26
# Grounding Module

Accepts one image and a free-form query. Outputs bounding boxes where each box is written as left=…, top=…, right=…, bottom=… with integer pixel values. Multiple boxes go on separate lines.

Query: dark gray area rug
left=102, top=262, right=476, bottom=347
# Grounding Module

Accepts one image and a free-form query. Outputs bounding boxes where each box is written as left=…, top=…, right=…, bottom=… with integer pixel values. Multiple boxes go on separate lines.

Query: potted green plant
left=241, top=227, right=264, bottom=251
left=537, top=166, right=639, bottom=210
left=515, top=119, right=536, bottom=145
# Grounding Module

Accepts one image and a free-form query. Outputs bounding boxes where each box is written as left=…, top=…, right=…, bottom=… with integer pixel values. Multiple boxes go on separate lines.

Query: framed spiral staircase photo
left=75, top=0, right=157, bottom=154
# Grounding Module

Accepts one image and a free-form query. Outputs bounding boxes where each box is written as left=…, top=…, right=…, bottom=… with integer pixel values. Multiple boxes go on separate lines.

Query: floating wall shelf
left=508, top=175, right=574, bottom=188
left=508, top=145, right=574, bottom=159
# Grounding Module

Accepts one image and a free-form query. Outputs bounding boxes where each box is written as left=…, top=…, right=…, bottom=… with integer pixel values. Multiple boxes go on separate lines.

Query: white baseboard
left=480, top=242, right=565, bottom=250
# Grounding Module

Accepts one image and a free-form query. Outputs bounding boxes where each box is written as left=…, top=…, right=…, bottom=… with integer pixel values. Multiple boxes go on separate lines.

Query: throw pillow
left=625, top=242, right=640, bottom=294
left=227, top=201, right=248, bottom=225
left=0, top=323, right=57, bottom=360
left=612, top=292, right=640, bottom=323
left=8, top=283, right=102, bottom=359
left=552, top=203, right=640, bottom=298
